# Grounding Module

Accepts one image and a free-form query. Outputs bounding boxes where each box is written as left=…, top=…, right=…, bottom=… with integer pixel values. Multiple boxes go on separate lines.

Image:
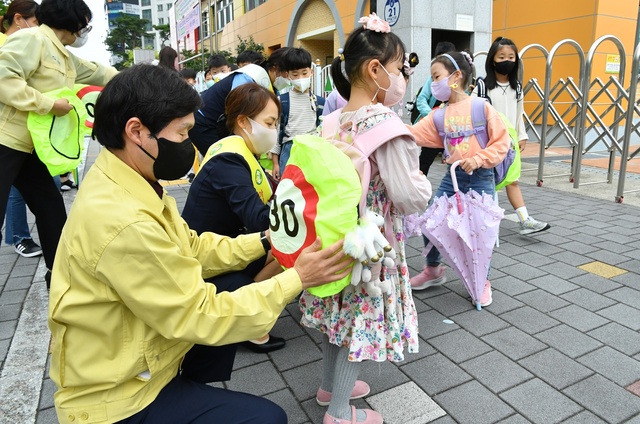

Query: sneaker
left=14, top=239, right=42, bottom=258
left=519, top=217, right=550, bottom=235
left=316, top=380, right=370, bottom=406
left=410, top=265, right=446, bottom=290
left=60, top=179, right=77, bottom=191
left=472, top=280, right=492, bottom=307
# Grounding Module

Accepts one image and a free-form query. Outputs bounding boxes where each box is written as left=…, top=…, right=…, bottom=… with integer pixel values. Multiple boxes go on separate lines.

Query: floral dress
left=299, top=105, right=429, bottom=362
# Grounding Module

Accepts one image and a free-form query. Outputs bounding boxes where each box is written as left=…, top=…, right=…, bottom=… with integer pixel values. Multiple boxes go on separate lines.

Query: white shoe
left=519, top=217, right=550, bottom=235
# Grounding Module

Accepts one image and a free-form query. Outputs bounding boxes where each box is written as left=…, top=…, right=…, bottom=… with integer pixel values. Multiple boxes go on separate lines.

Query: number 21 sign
left=384, top=0, right=400, bottom=27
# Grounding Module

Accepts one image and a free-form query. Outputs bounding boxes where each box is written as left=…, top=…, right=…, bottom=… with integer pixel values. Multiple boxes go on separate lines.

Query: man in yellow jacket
left=48, top=63, right=352, bottom=424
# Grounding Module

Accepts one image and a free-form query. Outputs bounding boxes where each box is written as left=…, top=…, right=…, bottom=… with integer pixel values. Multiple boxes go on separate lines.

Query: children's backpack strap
left=471, top=97, right=489, bottom=148
left=320, top=109, right=341, bottom=137
left=278, top=92, right=290, bottom=144
left=432, top=106, right=450, bottom=157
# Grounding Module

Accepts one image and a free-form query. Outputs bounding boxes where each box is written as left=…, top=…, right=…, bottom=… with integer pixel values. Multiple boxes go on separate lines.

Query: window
left=244, top=0, right=267, bottom=12
left=142, top=9, right=152, bottom=31
left=217, top=0, right=233, bottom=31
left=141, top=0, right=150, bottom=6
left=201, top=10, right=209, bottom=38
left=159, top=17, right=164, bottom=24
left=157, top=4, right=163, bottom=11
left=167, top=3, right=172, bottom=10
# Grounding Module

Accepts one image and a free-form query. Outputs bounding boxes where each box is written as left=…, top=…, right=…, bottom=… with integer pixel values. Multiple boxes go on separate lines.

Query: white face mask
left=70, top=32, right=89, bottom=48
left=243, top=117, right=277, bottom=155
left=273, top=76, right=290, bottom=91
left=290, top=76, right=311, bottom=93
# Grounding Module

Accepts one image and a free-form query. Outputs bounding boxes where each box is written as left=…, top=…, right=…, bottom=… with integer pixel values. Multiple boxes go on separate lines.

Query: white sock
left=515, top=206, right=529, bottom=223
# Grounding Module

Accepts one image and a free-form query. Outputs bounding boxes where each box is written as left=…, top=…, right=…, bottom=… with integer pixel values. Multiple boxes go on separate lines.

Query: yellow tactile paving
left=578, top=261, right=628, bottom=279
left=159, top=179, right=189, bottom=187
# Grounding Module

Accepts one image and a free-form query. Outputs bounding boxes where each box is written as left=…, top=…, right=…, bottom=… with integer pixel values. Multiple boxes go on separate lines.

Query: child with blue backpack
left=476, top=37, right=550, bottom=235
left=298, top=14, right=431, bottom=424
left=270, top=47, right=324, bottom=179
left=409, top=51, right=510, bottom=308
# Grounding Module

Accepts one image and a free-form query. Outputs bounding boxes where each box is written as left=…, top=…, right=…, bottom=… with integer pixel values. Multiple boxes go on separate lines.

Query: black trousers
left=116, top=374, right=287, bottom=424
left=419, top=146, right=444, bottom=177
left=0, top=144, right=66, bottom=270
left=180, top=256, right=267, bottom=383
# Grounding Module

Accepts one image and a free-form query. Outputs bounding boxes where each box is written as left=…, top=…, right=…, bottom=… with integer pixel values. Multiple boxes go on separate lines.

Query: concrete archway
left=285, top=0, right=345, bottom=48
left=354, top=0, right=369, bottom=29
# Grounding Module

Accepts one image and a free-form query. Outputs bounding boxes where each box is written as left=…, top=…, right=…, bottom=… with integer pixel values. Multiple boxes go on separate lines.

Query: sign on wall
left=384, top=0, right=400, bottom=27
left=605, top=54, right=620, bottom=74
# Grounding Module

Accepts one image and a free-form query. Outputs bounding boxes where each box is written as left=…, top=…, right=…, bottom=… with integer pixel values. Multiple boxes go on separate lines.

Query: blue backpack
left=432, top=97, right=518, bottom=189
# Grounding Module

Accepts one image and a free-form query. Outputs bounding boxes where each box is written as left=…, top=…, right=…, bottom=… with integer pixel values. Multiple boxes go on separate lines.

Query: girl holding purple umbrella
left=409, top=51, right=510, bottom=308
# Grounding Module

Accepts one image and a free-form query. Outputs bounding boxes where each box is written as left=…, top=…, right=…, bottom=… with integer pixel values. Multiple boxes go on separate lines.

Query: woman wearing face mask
left=180, top=83, right=286, bottom=383
left=409, top=51, right=510, bottom=307
left=0, top=0, right=117, bottom=287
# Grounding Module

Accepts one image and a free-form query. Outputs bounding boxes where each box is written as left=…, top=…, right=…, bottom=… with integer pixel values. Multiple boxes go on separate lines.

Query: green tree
left=0, top=0, right=8, bottom=18
left=181, top=48, right=210, bottom=72
left=153, top=24, right=170, bottom=46
left=104, top=14, right=151, bottom=70
left=235, top=35, right=264, bottom=56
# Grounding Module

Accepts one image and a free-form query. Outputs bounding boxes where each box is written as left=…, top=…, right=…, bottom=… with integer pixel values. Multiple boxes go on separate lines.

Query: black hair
left=331, top=26, right=406, bottom=100
left=158, top=46, right=178, bottom=70
left=434, top=41, right=456, bottom=57
left=237, top=50, right=264, bottom=66
left=93, top=64, right=202, bottom=149
left=208, top=54, right=229, bottom=69
left=281, top=47, right=312, bottom=72
left=37, top=0, right=91, bottom=34
left=431, top=51, right=474, bottom=90
left=0, top=0, right=39, bottom=33
left=229, top=63, right=239, bottom=71
left=484, top=36, right=520, bottom=91
left=180, top=68, right=197, bottom=80
left=263, top=47, right=291, bottom=72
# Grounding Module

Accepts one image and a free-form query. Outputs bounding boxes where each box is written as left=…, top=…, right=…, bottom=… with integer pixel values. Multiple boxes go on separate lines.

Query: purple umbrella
left=421, top=161, right=504, bottom=310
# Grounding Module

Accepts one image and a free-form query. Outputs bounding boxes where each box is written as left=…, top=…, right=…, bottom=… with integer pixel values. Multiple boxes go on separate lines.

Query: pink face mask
left=372, top=64, right=407, bottom=107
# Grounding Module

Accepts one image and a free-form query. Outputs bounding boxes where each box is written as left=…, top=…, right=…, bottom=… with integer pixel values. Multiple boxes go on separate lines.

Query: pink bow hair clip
left=358, top=13, right=391, bottom=33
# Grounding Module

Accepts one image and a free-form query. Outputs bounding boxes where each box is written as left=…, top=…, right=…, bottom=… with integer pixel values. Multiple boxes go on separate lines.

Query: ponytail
left=330, top=54, right=351, bottom=100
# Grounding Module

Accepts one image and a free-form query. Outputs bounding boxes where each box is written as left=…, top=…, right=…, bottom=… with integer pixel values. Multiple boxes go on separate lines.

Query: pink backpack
left=321, top=109, right=413, bottom=215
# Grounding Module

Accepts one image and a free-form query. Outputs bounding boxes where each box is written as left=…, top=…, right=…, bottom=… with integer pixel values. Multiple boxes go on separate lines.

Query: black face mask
left=494, top=60, right=516, bottom=76
left=139, top=135, right=195, bottom=181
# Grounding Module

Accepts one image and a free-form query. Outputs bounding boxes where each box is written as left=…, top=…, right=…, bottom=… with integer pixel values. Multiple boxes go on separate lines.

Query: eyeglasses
left=76, top=25, right=92, bottom=36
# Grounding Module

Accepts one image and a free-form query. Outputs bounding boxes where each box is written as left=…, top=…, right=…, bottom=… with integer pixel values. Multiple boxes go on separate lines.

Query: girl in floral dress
left=298, top=14, right=431, bottom=424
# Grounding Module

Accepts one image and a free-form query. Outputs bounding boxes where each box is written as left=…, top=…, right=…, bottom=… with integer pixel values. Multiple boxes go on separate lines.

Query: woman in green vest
left=181, top=83, right=284, bottom=383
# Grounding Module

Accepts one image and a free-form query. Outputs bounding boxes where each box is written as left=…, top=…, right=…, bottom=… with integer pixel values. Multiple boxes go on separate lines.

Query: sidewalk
left=1, top=139, right=640, bottom=423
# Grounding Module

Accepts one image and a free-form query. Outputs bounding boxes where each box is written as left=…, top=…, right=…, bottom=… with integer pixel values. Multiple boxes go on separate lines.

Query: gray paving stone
left=563, top=374, right=640, bottom=423
left=586, top=249, right=634, bottom=266
left=0, top=303, right=21, bottom=322
left=500, top=234, right=541, bottom=247
left=411, top=283, right=450, bottom=300
left=434, top=380, right=514, bottom=424
left=447, top=308, right=510, bottom=337
left=485, top=291, right=525, bottom=315
left=38, top=379, right=56, bottom=409
left=400, top=353, right=472, bottom=396
left=459, top=350, right=533, bottom=393
left=482, top=327, right=547, bottom=361
left=280, top=360, right=322, bottom=404
left=548, top=304, right=610, bottom=332
left=535, top=324, right=603, bottom=358
left=225, top=361, right=287, bottom=396
left=560, top=288, right=618, bottom=311
left=528, top=232, right=570, bottom=247
left=518, top=348, right=593, bottom=390
left=500, top=263, right=549, bottom=281
left=496, top=414, right=535, bottom=424
left=605, top=286, right=640, bottom=309
left=558, top=240, right=600, bottom=255
left=500, top=378, right=583, bottom=424
left=269, top=333, right=321, bottom=372
left=417, top=309, right=461, bottom=340
left=525, top=274, right=580, bottom=295
left=545, top=262, right=586, bottom=280
left=430, top=415, right=457, bottom=424
left=0, top=338, right=10, bottom=362
left=490, top=252, right=518, bottom=269
left=611, top=270, right=640, bottom=289
left=368, top=381, right=446, bottom=424
left=35, top=407, right=58, bottom=424
left=265, top=389, right=309, bottom=424
left=494, top=243, right=532, bottom=257
left=0, top=319, right=18, bottom=340
left=596, top=303, right=640, bottom=331
left=569, top=272, right=623, bottom=294
left=428, top=328, right=493, bottom=363
left=422, top=291, right=476, bottom=318
left=3, top=276, right=33, bottom=291
left=552, top=251, right=593, bottom=267
left=592, top=240, right=636, bottom=254
left=597, top=232, right=637, bottom=244
left=587, top=322, right=640, bottom=356
left=561, top=410, right=608, bottom=424
left=499, top=306, right=560, bottom=334
left=515, top=289, right=570, bottom=312
left=566, top=233, right=605, bottom=245
left=616, top=259, right=640, bottom=274
left=8, top=264, right=38, bottom=278
left=359, top=360, right=411, bottom=396
left=511, top=251, right=555, bottom=267
left=490, top=276, right=536, bottom=297
left=232, top=346, right=270, bottom=371
left=0, top=289, right=28, bottom=306
left=577, top=346, right=640, bottom=386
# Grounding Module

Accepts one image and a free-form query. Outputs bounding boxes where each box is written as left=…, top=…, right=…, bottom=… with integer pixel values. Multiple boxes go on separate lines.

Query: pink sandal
left=323, top=406, right=383, bottom=424
left=316, top=380, right=371, bottom=406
